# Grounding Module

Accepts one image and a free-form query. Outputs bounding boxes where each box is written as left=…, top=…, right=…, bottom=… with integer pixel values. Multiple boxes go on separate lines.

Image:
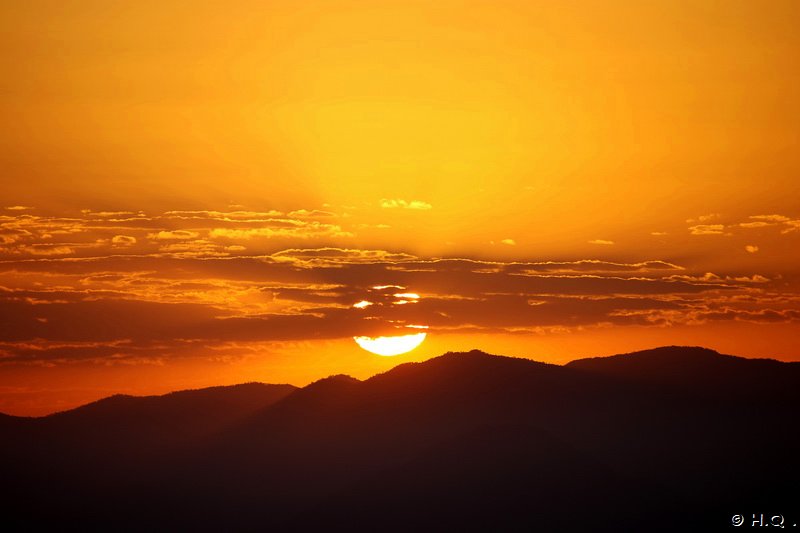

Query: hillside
left=1, top=347, right=797, bottom=531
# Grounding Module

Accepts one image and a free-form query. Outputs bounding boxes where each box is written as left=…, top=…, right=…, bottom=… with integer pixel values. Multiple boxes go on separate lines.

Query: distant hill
left=568, top=345, right=800, bottom=391
left=47, top=382, right=297, bottom=437
left=1, top=347, right=797, bottom=531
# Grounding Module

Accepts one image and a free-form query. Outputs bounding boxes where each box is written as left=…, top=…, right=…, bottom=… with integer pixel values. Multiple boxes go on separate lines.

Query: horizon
left=1, top=1, right=798, bottom=416
left=4, top=344, right=793, bottom=418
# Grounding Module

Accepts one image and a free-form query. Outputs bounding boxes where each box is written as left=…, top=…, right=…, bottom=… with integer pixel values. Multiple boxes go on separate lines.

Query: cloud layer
left=1, top=207, right=797, bottom=367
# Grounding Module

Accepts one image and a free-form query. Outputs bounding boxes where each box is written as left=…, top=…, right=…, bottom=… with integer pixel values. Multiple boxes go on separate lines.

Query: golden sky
left=1, top=1, right=798, bottom=415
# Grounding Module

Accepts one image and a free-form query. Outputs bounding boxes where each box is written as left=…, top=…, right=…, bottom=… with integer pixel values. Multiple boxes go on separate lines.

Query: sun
left=353, top=332, right=427, bottom=356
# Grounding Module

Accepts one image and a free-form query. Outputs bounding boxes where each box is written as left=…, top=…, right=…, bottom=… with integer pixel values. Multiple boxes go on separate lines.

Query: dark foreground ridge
left=2, top=346, right=798, bottom=531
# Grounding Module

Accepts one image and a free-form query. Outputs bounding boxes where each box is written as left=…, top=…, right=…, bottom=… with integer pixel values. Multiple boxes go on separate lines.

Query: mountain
left=1, top=347, right=797, bottom=531
left=44, top=382, right=298, bottom=444
left=568, top=345, right=800, bottom=393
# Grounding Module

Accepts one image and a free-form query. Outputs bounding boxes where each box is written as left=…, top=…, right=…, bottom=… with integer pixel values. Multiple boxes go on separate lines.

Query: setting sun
left=353, top=332, right=428, bottom=357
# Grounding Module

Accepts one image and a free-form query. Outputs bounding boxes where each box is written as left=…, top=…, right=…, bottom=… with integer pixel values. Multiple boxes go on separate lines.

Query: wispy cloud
left=163, top=210, right=283, bottom=221
left=686, top=213, right=720, bottom=224
left=148, top=230, right=200, bottom=240
left=111, top=235, right=137, bottom=246
left=380, top=199, right=432, bottom=210
left=689, top=224, right=725, bottom=235
left=750, top=214, right=790, bottom=223
left=209, top=221, right=352, bottom=240
left=0, top=208, right=362, bottom=259
left=688, top=214, right=799, bottom=236
left=18, top=245, right=76, bottom=256
left=270, top=248, right=418, bottom=266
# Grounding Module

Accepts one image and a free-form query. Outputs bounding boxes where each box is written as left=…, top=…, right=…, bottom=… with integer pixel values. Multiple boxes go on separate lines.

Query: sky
left=1, top=0, right=799, bottom=415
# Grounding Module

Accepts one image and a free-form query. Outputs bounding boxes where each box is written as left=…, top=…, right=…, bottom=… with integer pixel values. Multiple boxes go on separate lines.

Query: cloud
left=745, top=245, right=759, bottom=253
left=512, top=260, right=684, bottom=274
left=380, top=199, right=432, bottom=210
left=355, top=223, right=391, bottom=229
left=695, top=308, right=800, bottom=324
left=0, top=215, right=87, bottom=244
left=209, top=222, right=353, bottom=240
left=5, top=206, right=33, bottom=211
left=781, top=220, right=800, bottom=234
left=270, top=248, right=418, bottom=266
left=0, top=206, right=364, bottom=262
left=287, top=209, right=336, bottom=218
left=711, top=214, right=799, bottom=235
left=0, top=205, right=797, bottom=368
left=588, top=239, right=614, bottom=245
left=739, top=221, right=769, bottom=228
left=500, top=239, right=516, bottom=246
left=750, top=214, right=790, bottom=223
left=157, top=240, right=229, bottom=257
left=0, top=253, right=793, bottom=368
left=112, top=235, right=137, bottom=246
left=82, top=210, right=140, bottom=218
left=163, top=210, right=283, bottom=221
left=689, top=224, right=725, bottom=235
left=686, top=213, right=720, bottom=224
left=0, top=227, right=33, bottom=244
left=728, top=274, right=769, bottom=283
left=147, top=230, right=201, bottom=240
left=20, top=245, right=76, bottom=256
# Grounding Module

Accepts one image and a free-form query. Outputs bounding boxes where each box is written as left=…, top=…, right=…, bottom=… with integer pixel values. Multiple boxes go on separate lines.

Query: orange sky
left=1, top=0, right=798, bottom=415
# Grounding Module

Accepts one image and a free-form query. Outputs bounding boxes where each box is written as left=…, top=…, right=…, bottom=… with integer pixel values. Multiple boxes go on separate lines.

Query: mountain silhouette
left=44, top=381, right=297, bottom=442
left=1, top=347, right=797, bottom=531
left=568, top=345, right=799, bottom=392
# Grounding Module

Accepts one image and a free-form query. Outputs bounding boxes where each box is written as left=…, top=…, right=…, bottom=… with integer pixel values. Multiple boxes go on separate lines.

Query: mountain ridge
left=1, top=345, right=797, bottom=531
